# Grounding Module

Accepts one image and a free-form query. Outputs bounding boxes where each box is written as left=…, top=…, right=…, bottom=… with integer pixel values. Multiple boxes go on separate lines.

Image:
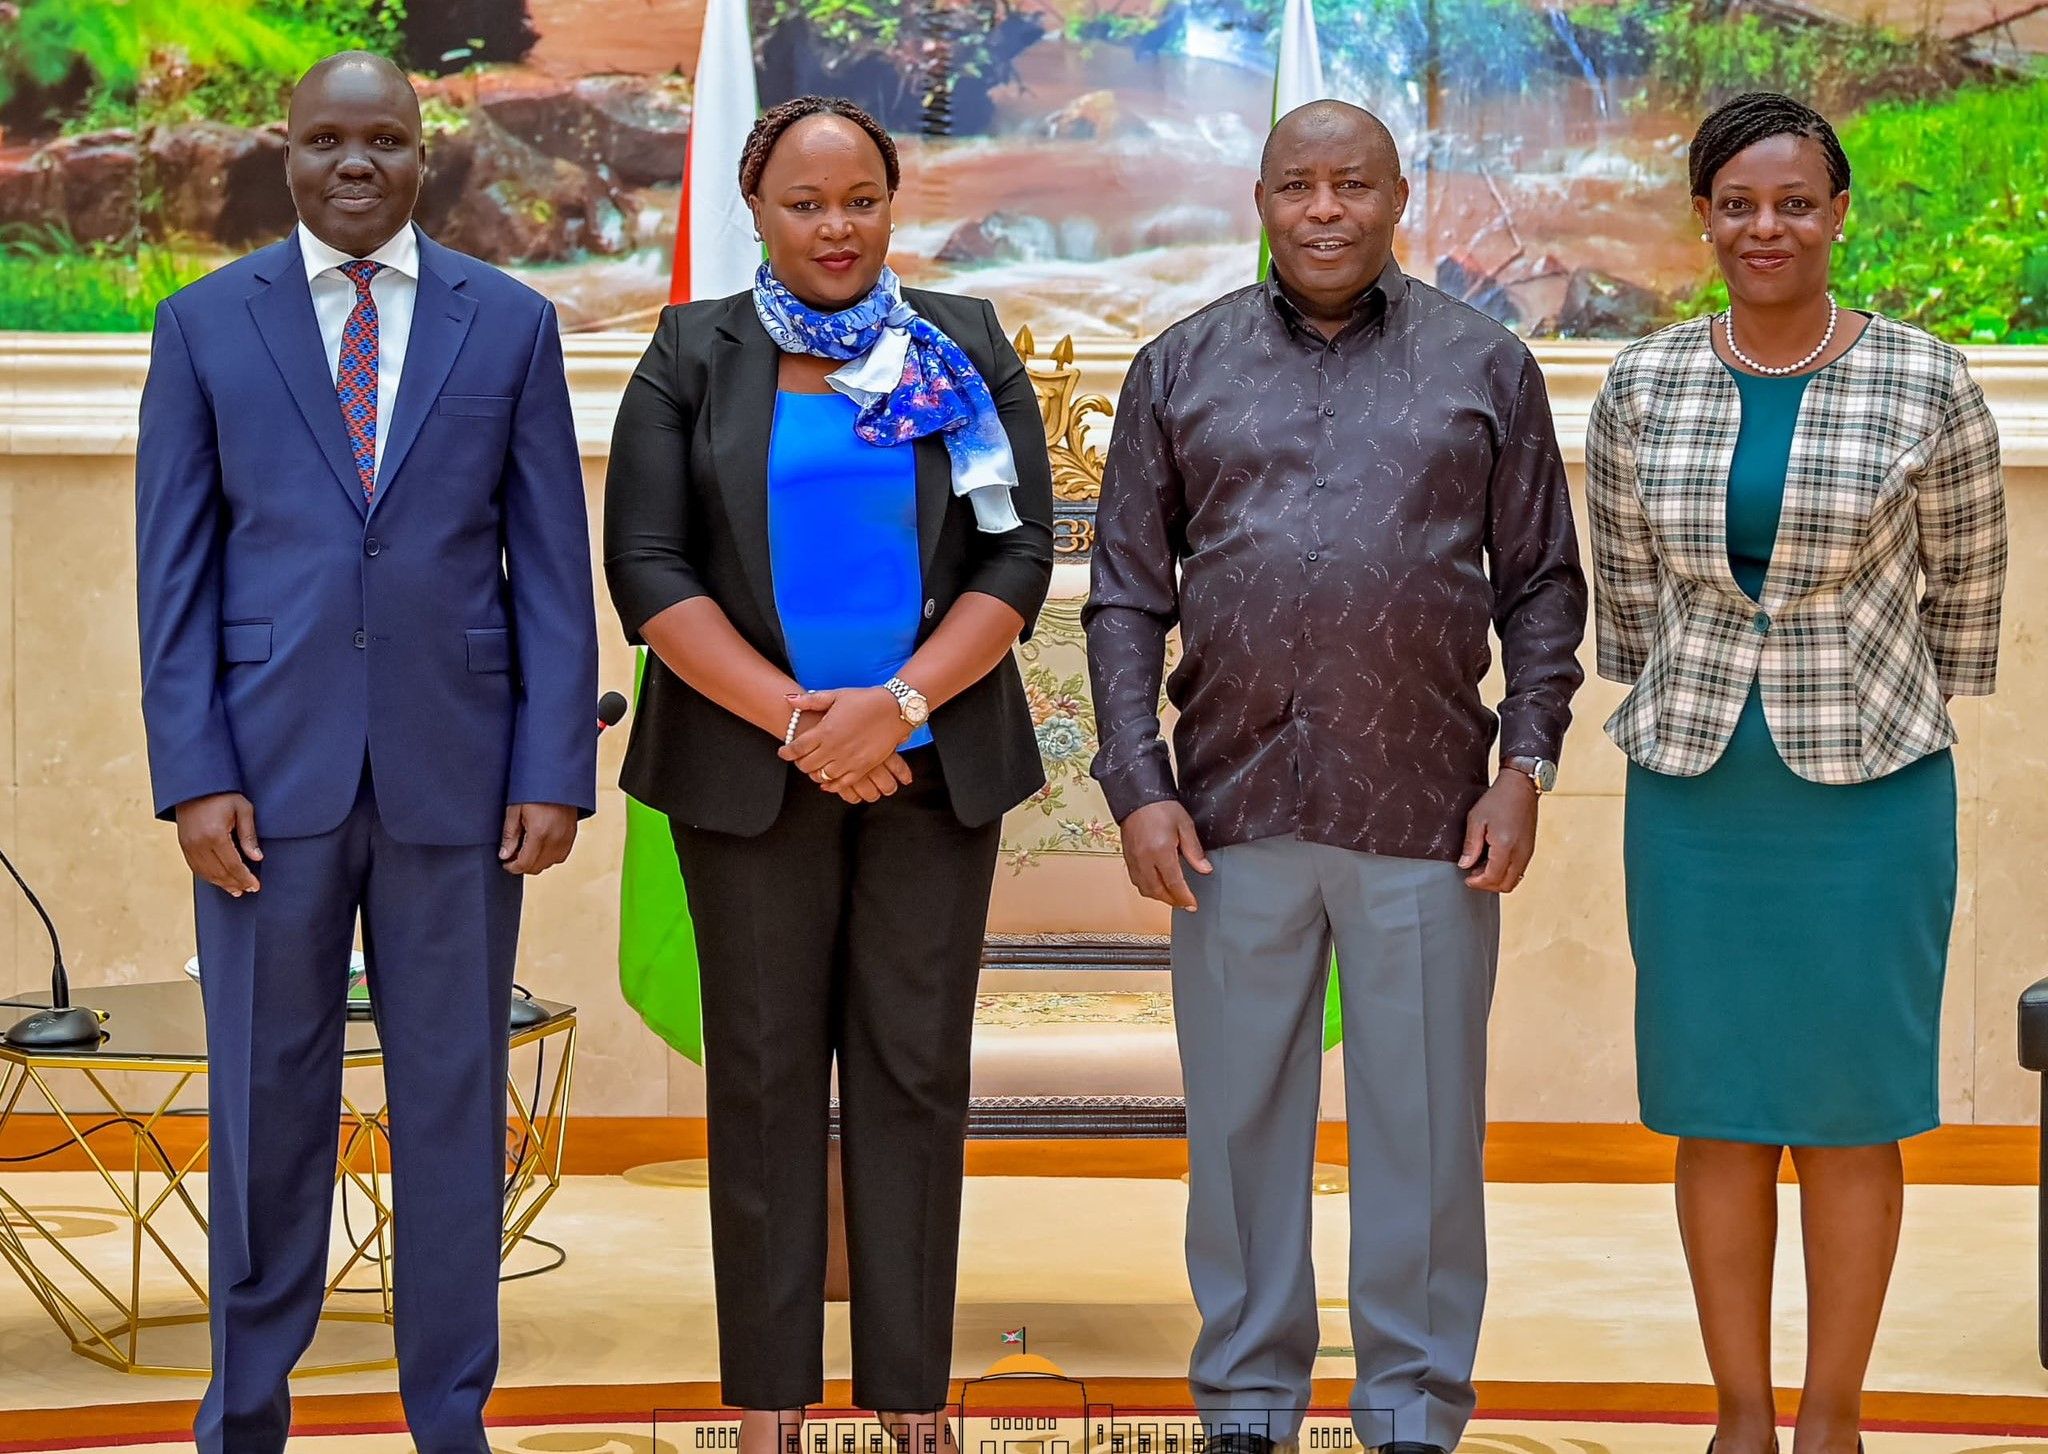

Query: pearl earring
left=1834, top=229, right=1846, bottom=242
left=1700, top=231, right=1711, bottom=242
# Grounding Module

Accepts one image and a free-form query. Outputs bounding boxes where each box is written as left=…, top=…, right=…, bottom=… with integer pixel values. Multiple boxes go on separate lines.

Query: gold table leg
left=0, top=1015, right=577, bottom=1377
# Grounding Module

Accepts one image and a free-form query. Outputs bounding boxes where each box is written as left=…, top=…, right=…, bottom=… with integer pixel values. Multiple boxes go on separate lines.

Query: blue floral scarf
left=751, top=263, right=1021, bottom=533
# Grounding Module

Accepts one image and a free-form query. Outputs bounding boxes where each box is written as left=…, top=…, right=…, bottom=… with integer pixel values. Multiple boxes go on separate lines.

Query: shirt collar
left=1265, top=254, right=1406, bottom=342
left=298, top=221, right=420, bottom=284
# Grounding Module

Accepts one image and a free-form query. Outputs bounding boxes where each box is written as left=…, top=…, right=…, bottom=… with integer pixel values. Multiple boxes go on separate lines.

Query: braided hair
left=738, top=95, right=901, bottom=199
left=1688, top=91, right=1850, bottom=198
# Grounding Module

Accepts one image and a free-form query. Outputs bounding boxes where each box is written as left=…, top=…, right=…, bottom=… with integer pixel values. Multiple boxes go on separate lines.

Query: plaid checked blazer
left=1586, top=313, right=2006, bottom=783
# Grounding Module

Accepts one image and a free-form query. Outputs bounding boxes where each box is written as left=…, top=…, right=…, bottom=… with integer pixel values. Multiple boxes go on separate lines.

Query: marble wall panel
left=1969, top=465, right=2048, bottom=1125
left=1490, top=793, right=1637, bottom=1122
left=0, top=467, right=14, bottom=822
left=0, top=788, right=18, bottom=1001
left=11, top=459, right=144, bottom=793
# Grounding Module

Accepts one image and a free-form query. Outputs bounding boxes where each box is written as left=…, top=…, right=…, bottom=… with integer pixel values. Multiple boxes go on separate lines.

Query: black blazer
left=603, top=287, right=1055, bottom=836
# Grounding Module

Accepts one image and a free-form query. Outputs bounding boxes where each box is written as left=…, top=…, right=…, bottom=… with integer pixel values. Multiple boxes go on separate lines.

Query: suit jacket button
left=924, top=599, right=936, bottom=619
left=1752, top=611, right=1771, bottom=634
left=364, top=537, right=380, bottom=557
left=353, top=630, right=367, bottom=649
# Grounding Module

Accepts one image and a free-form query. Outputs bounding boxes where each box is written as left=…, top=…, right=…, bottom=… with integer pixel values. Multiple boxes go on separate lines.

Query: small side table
left=0, top=979, right=575, bottom=1377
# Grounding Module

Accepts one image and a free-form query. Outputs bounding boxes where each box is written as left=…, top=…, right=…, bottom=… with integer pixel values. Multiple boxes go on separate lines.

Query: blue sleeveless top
left=766, top=390, right=932, bottom=750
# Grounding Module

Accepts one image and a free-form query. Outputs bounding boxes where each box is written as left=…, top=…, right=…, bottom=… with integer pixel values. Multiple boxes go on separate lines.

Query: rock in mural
left=0, top=130, right=138, bottom=245
left=142, top=121, right=295, bottom=248
left=414, top=107, right=632, bottom=264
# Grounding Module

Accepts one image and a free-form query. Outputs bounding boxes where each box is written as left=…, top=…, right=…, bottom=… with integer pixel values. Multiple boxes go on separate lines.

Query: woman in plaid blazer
left=1586, top=94, right=2006, bottom=1454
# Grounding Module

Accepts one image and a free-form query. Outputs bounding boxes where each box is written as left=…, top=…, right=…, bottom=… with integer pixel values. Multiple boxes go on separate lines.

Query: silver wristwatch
left=882, top=677, right=931, bottom=729
left=1504, top=755, right=1557, bottom=793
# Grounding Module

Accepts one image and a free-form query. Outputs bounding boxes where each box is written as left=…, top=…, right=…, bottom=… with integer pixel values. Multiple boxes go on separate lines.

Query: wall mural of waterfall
left=0, top=0, right=2043, bottom=340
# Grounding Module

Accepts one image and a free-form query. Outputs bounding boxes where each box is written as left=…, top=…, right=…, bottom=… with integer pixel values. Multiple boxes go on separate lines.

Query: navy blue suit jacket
left=137, top=229, right=598, bottom=847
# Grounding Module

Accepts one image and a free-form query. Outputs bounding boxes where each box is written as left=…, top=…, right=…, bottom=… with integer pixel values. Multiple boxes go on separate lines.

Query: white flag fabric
left=1273, top=0, right=1329, bottom=122
left=1258, top=0, right=1331, bottom=279
left=674, top=0, right=761, bottom=303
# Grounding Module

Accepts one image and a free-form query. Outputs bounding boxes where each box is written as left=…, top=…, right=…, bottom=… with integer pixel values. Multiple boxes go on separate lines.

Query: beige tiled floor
left=1, top=1173, right=2044, bottom=1424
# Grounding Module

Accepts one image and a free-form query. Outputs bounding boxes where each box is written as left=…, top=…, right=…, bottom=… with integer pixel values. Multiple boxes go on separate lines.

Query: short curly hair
left=738, top=95, right=901, bottom=199
left=1688, top=91, right=1850, bottom=199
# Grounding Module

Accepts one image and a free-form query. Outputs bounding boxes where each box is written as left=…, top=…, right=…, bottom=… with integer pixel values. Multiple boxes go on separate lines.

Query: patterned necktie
left=336, top=259, right=382, bottom=501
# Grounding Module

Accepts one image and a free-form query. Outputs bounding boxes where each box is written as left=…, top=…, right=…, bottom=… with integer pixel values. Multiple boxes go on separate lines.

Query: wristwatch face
left=901, top=692, right=931, bottom=727
left=1528, top=758, right=1557, bottom=793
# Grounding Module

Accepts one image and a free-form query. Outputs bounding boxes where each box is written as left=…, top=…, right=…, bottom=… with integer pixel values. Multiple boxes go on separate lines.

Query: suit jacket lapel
left=904, top=292, right=958, bottom=580
left=1761, top=332, right=1875, bottom=613
left=247, top=234, right=368, bottom=518
left=1638, top=322, right=1745, bottom=600
left=913, top=432, right=949, bottom=580
left=371, top=237, right=477, bottom=514
left=711, top=303, right=792, bottom=666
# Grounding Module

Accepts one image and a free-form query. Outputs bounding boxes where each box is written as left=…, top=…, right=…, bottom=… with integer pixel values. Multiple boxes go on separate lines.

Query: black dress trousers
left=671, top=745, right=1001, bottom=1410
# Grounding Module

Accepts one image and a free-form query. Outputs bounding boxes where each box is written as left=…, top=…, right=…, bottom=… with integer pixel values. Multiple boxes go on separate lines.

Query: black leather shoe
left=1203, top=1435, right=1275, bottom=1454
left=1377, top=1444, right=1448, bottom=1454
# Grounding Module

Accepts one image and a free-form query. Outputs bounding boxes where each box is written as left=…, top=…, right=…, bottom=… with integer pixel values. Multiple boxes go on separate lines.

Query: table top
left=1, top=980, right=575, bottom=1067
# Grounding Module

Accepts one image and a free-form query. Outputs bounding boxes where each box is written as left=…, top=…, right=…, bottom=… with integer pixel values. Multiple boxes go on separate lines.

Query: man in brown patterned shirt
left=1084, top=102, right=1586, bottom=1454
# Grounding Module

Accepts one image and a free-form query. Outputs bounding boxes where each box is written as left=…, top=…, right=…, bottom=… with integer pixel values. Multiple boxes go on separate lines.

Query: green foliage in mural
left=0, top=233, right=209, bottom=331
left=1566, top=0, right=1969, bottom=113
left=0, top=0, right=407, bottom=133
left=1675, top=79, right=2048, bottom=345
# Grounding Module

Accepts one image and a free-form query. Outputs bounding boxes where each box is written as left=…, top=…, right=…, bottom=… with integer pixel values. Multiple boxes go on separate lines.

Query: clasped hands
left=779, top=686, right=915, bottom=803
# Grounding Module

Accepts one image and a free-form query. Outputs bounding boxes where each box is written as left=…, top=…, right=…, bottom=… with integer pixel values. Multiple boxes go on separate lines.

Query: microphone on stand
left=508, top=690, right=630, bottom=1032
left=1, top=845, right=105, bottom=1050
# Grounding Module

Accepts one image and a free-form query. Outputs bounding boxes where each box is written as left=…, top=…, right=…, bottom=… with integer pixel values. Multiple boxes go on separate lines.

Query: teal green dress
left=1625, top=366, right=1957, bottom=1146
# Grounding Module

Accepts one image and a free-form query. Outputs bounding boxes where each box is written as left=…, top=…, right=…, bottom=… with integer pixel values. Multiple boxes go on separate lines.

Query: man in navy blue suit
left=135, top=52, right=597, bottom=1454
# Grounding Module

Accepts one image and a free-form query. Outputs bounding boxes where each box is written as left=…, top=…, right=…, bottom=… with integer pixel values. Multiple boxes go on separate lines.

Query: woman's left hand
left=780, top=687, right=912, bottom=789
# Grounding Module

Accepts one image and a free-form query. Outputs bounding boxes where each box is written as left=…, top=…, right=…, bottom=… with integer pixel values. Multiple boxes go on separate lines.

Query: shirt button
left=364, top=537, right=380, bottom=557
left=1307, top=551, right=1319, bottom=562
left=1752, top=611, right=1771, bottom=634
left=1314, top=477, right=1327, bottom=489
left=1321, top=405, right=1335, bottom=417
left=352, top=630, right=367, bottom=649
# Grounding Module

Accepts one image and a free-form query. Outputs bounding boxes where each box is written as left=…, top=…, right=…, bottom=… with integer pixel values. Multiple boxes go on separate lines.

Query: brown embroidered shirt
left=1084, top=261, right=1588, bottom=862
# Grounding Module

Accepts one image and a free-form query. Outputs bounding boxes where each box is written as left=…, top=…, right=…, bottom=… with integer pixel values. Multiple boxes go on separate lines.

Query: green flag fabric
left=617, top=648, right=705, bottom=1063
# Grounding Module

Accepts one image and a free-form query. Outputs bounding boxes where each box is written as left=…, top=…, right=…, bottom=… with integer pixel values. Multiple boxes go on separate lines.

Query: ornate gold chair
left=1014, top=327, right=1112, bottom=559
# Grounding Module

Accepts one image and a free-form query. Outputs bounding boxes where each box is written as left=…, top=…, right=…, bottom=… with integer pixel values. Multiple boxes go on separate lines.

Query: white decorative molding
left=6, top=331, right=2048, bottom=467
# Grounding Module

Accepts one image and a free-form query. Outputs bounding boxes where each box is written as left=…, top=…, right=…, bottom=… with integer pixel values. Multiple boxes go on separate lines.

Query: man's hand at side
left=500, top=803, right=579, bottom=875
left=176, top=793, right=263, bottom=897
left=1459, top=771, right=1539, bottom=893
left=1119, top=798, right=1211, bottom=911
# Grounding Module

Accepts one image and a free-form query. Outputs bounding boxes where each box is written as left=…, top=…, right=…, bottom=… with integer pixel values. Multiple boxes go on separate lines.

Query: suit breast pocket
left=437, top=395, right=515, bottom=418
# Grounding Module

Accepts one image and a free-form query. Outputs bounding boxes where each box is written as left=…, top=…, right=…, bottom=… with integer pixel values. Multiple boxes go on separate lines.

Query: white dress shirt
left=299, top=221, right=420, bottom=479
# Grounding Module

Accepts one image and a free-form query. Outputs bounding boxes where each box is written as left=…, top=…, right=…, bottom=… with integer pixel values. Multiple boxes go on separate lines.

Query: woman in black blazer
left=603, top=96, right=1053, bottom=1452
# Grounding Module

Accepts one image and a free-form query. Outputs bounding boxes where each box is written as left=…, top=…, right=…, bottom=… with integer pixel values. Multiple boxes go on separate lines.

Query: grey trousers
left=1173, top=836, right=1500, bottom=1450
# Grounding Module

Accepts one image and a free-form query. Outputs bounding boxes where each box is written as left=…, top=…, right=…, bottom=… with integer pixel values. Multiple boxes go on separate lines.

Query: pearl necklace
left=1722, top=294, right=1838, bottom=376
